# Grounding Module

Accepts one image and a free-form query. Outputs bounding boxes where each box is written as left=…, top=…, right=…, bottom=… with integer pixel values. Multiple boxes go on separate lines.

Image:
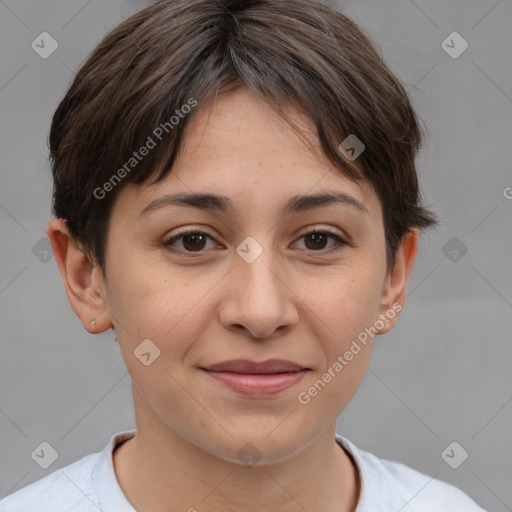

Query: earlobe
left=46, top=218, right=113, bottom=333
left=376, top=228, right=419, bottom=335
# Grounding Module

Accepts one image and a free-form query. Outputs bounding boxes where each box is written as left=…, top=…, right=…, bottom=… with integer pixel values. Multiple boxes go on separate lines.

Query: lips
left=201, top=358, right=309, bottom=374
left=200, top=359, right=310, bottom=396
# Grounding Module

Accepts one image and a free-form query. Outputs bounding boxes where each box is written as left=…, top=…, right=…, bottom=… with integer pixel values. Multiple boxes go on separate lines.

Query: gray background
left=1, top=0, right=511, bottom=510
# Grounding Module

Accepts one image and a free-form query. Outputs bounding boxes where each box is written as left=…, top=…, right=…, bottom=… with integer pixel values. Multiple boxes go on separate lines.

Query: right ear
left=46, top=218, right=113, bottom=334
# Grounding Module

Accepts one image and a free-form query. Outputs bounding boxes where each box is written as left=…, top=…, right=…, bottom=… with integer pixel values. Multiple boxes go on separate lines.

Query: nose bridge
left=220, top=232, right=298, bottom=338
left=235, top=233, right=285, bottom=305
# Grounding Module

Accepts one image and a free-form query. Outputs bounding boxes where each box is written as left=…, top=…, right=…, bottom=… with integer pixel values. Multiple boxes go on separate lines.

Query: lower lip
left=201, top=369, right=309, bottom=396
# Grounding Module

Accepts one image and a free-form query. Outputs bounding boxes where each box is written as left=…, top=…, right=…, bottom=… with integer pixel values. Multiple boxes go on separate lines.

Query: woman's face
left=99, top=87, right=404, bottom=464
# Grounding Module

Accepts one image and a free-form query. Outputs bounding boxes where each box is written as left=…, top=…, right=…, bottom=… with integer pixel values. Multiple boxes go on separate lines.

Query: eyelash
left=162, top=227, right=350, bottom=256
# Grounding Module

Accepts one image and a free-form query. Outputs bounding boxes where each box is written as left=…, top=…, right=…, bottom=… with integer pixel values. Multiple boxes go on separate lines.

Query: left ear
left=376, top=228, right=419, bottom=335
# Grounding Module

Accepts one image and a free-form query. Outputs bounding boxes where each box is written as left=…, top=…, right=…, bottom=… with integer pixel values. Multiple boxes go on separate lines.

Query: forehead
left=114, top=87, right=382, bottom=222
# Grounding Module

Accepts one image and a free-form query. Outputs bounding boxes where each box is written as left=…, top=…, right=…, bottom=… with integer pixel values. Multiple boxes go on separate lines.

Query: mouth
left=199, top=359, right=311, bottom=396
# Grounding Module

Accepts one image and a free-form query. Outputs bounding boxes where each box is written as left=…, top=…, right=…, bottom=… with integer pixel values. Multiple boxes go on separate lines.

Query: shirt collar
left=92, top=429, right=137, bottom=511
left=93, top=429, right=397, bottom=512
left=335, top=433, right=420, bottom=512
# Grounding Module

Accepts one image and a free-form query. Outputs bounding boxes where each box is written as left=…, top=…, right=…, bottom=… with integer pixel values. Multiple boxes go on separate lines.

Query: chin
left=208, top=429, right=308, bottom=467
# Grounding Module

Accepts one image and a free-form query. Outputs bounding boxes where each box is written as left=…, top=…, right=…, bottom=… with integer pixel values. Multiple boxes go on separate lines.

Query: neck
left=113, top=390, right=360, bottom=512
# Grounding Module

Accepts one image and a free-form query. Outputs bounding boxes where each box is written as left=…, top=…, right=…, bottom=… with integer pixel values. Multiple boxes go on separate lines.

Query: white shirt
left=0, top=429, right=487, bottom=511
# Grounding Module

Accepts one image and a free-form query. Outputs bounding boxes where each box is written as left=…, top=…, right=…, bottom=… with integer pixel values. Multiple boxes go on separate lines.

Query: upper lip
left=201, top=359, right=309, bottom=374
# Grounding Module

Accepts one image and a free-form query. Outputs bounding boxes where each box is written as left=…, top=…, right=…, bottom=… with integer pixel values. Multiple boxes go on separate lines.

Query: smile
left=201, top=369, right=309, bottom=396
left=199, top=358, right=311, bottom=396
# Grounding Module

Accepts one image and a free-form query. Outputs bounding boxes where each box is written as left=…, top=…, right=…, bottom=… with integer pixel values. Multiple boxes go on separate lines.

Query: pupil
left=184, top=234, right=205, bottom=251
left=307, top=233, right=326, bottom=250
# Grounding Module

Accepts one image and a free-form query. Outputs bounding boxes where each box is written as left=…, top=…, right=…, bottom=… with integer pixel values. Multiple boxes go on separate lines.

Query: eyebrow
left=137, top=190, right=369, bottom=219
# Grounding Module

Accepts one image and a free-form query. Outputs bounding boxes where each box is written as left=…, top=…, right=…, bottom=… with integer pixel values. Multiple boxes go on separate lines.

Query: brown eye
left=163, top=230, right=215, bottom=253
left=163, top=228, right=349, bottom=256
left=181, top=233, right=207, bottom=251
left=295, top=230, right=349, bottom=253
left=304, top=232, right=329, bottom=250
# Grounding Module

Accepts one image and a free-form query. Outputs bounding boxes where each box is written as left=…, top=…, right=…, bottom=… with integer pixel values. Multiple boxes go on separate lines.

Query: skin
left=47, top=86, right=418, bottom=512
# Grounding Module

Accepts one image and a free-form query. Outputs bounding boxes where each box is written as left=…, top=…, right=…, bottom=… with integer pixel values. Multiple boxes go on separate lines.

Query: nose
left=218, top=242, right=299, bottom=340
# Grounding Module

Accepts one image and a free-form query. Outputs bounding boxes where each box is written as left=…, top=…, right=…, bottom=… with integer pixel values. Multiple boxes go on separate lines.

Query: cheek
left=296, top=263, right=383, bottom=407
left=106, top=251, right=223, bottom=360
left=295, top=313, right=375, bottom=427
left=106, top=259, right=212, bottom=402
left=306, top=263, right=383, bottom=344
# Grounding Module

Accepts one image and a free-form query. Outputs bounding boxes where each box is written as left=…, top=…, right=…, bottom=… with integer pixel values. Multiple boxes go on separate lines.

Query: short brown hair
left=49, top=0, right=437, bottom=273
